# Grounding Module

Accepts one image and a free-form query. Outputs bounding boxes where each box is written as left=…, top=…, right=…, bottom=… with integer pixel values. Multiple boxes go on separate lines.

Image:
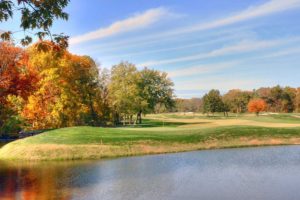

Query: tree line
left=0, top=42, right=175, bottom=137
left=174, top=87, right=300, bottom=115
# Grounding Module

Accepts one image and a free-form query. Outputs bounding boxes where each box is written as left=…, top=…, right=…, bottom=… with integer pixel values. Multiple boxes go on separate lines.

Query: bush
left=0, top=115, right=23, bottom=138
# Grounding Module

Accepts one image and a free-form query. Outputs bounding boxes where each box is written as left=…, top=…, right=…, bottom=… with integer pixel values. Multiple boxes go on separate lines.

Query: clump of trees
left=198, top=86, right=300, bottom=116
left=175, top=87, right=300, bottom=116
left=109, top=62, right=174, bottom=125
left=0, top=42, right=175, bottom=137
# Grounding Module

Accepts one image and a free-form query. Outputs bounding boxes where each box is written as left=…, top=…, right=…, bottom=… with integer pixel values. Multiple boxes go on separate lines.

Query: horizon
left=1, top=0, right=300, bottom=98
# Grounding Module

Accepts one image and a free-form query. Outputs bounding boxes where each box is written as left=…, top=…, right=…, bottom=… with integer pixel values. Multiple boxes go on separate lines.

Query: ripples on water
left=1, top=146, right=300, bottom=200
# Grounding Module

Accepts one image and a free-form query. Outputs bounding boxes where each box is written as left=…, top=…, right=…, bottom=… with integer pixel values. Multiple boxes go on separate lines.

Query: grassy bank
left=1, top=115, right=300, bottom=160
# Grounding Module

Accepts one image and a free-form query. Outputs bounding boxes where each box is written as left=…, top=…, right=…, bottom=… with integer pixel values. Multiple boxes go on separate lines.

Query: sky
left=2, top=0, right=300, bottom=98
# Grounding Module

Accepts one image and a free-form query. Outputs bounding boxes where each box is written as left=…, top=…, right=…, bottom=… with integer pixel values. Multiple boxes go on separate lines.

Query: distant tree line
left=174, top=86, right=300, bottom=115
left=0, top=42, right=175, bottom=137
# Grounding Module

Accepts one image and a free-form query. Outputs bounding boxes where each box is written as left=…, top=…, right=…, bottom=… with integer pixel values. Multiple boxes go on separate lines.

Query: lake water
left=1, top=145, right=300, bottom=200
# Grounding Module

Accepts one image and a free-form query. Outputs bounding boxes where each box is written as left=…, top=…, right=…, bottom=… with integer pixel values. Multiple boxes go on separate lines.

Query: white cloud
left=71, top=0, right=300, bottom=48
left=160, top=0, right=300, bottom=37
left=175, top=77, right=266, bottom=91
left=166, top=43, right=300, bottom=80
left=100, top=33, right=245, bottom=60
left=140, top=37, right=300, bottom=66
left=168, top=62, right=238, bottom=78
left=70, top=7, right=171, bottom=45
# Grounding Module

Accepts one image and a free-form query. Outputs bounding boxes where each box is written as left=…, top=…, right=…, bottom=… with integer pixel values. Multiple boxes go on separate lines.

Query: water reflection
left=1, top=146, right=300, bottom=200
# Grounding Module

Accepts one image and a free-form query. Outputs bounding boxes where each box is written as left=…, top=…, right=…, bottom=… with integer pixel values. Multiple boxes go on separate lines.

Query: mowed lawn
left=1, top=113, right=300, bottom=161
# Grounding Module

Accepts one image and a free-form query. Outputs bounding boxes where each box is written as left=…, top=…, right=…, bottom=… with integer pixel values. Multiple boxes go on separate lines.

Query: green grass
left=243, top=114, right=300, bottom=123
left=11, top=125, right=300, bottom=145
left=1, top=114, right=300, bottom=161
left=150, top=113, right=300, bottom=123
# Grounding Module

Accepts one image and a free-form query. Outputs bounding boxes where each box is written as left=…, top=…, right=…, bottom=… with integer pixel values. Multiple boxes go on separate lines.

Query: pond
left=1, top=145, right=300, bottom=200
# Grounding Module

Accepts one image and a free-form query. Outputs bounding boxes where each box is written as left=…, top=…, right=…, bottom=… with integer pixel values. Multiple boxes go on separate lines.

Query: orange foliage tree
left=247, top=98, right=267, bottom=116
left=0, top=42, right=38, bottom=102
left=0, top=42, right=38, bottom=135
left=21, top=42, right=107, bottom=129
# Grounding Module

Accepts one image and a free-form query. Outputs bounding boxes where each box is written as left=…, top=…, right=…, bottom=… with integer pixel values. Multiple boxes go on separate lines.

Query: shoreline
left=1, top=137, right=300, bottom=161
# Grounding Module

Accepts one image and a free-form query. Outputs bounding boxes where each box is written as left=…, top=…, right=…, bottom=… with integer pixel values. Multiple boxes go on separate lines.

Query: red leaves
left=0, top=42, right=38, bottom=103
left=248, top=99, right=267, bottom=115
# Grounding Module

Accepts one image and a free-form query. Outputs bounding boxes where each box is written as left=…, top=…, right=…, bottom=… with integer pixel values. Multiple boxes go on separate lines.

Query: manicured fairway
left=1, top=114, right=300, bottom=160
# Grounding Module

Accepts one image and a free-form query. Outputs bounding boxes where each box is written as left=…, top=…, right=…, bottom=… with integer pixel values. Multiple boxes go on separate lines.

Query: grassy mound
left=1, top=120, right=300, bottom=160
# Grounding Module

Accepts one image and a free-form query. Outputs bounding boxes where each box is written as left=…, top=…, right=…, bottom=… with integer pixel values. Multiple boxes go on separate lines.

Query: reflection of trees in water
left=0, top=164, right=71, bottom=200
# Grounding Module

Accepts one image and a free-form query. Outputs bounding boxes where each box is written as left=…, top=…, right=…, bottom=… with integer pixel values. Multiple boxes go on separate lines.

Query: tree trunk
left=130, top=115, right=133, bottom=125
left=137, top=110, right=142, bottom=124
left=87, top=93, right=97, bottom=126
left=114, top=112, right=120, bottom=125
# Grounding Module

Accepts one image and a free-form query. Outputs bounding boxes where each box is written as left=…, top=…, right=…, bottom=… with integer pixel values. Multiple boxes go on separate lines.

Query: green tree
left=135, top=68, right=175, bottom=123
left=202, top=89, right=224, bottom=115
left=281, top=87, right=295, bottom=113
left=108, top=62, right=139, bottom=125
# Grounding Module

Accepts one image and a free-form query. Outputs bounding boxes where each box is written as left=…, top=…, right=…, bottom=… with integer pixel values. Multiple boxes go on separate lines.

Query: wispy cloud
left=157, top=0, right=300, bottom=37
left=71, top=0, right=300, bottom=50
left=175, top=77, right=267, bottom=91
left=73, top=26, right=252, bottom=56
left=168, top=43, right=300, bottom=79
left=140, top=37, right=300, bottom=66
left=168, top=62, right=238, bottom=78
left=101, top=33, right=246, bottom=60
left=70, top=7, right=171, bottom=45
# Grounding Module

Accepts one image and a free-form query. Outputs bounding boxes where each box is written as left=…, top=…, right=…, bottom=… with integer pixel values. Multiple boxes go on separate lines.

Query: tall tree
left=22, top=42, right=106, bottom=129
left=0, top=42, right=37, bottom=135
left=135, top=68, right=174, bottom=123
left=108, top=62, right=139, bottom=125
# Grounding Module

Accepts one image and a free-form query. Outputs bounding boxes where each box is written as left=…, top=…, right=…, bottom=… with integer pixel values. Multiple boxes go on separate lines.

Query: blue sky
left=2, top=0, right=300, bottom=98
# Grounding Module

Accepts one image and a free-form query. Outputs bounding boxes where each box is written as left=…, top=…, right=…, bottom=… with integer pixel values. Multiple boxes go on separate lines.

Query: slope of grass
left=1, top=116, right=300, bottom=161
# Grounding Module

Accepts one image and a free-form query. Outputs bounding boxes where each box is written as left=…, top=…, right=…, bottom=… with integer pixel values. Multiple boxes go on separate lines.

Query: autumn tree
left=255, top=86, right=296, bottom=113
left=21, top=42, right=107, bottom=129
left=247, top=99, right=267, bottom=116
left=0, top=0, right=69, bottom=47
left=0, top=42, right=37, bottom=136
left=295, top=88, right=300, bottom=113
left=269, top=85, right=284, bottom=112
left=223, top=89, right=253, bottom=113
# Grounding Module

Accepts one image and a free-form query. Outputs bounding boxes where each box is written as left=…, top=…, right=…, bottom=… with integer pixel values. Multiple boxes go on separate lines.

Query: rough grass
left=1, top=114, right=300, bottom=161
